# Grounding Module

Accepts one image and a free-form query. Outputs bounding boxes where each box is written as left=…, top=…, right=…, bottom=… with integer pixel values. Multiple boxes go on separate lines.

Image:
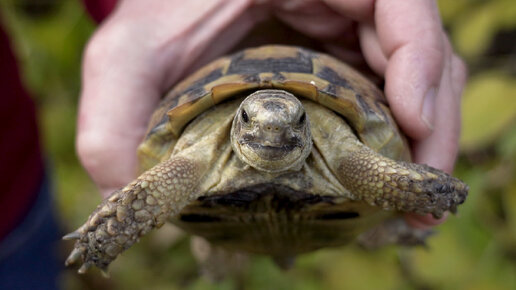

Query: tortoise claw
left=449, top=204, right=458, bottom=214
left=431, top=212, right=443, bottom=219
left=65, top=246, right=85, bottom=266
left=62, top=231, right=81, bottom=240
left=78, top=262, right=93, bottom=274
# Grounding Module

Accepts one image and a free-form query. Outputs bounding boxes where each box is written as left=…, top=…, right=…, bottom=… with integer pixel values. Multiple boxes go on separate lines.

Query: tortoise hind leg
left=190, top=236, right=249, bottom=281
left=357, top=217, right=433, bottom=249
left=336, top=142, right=468, bottom=218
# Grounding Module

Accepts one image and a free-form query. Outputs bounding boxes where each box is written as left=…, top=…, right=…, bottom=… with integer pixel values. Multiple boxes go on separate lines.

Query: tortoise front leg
left=64, top=157, right=201, bottom=275
left=337, top=142, right=468, bottom=218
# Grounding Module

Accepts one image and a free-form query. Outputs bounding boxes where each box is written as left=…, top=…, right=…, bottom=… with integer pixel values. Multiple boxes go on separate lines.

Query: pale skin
left=77, top=0, right=467, bottom=228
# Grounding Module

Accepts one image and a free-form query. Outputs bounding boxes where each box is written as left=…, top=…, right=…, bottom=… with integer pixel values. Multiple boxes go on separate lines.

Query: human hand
left=77, top=0, right=265, bottom=197
left=271, top=0, right=467, bottom=228
left=77, top=0, right=466, bottom=229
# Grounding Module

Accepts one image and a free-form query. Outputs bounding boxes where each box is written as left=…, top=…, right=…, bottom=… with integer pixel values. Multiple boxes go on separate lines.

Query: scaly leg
left=64, top=103, right=235, bottom=275
left=305, top=101, right=468, bottom=219
left=63, top=157, right=201, bottom=275
left=337, top=142, right=468, bottom=218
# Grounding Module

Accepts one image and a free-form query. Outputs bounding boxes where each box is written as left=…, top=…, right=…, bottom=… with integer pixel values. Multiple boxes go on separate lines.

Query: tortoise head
left=231, top=89, right=312, bottom=172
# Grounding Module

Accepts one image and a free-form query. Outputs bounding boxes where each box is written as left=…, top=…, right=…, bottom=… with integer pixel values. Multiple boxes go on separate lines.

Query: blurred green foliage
left=1, top=0, right=515, bottom=289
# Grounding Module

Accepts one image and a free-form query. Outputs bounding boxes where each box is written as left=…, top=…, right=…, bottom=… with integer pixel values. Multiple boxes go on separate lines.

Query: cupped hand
left=77, top=0, right=467, bottom=228
left=77, top=0, right=264, bottom=197
left=273, top=0, right=468, bottom=227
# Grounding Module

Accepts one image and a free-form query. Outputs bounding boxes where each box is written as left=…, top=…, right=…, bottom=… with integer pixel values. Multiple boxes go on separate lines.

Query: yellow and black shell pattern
left=138, top=45, right=410, bottom=170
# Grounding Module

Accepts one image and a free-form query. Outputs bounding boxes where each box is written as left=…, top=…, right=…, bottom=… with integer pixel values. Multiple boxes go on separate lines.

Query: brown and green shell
left=138, top=45, right=410, bottom=170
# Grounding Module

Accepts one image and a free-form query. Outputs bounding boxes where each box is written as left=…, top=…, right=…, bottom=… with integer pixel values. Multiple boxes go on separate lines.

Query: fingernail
left=421, top=87, right=437, bottom=131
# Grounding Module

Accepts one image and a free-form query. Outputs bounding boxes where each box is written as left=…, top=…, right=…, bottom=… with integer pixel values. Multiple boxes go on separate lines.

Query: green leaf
left=460, top=71, right=516, bottom=151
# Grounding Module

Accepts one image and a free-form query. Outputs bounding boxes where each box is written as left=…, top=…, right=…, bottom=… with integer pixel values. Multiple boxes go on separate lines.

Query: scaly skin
left=304, top=99, right=468, bottom=219
left=64, top=157, right=199, bottom=274
left=65, top=97, right=233, bottom=275
left=337, top=142, right=468, bottom=218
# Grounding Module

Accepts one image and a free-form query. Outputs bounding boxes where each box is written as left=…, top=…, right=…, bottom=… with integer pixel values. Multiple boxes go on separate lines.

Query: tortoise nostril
left=264, top=125, right=283, bottom=133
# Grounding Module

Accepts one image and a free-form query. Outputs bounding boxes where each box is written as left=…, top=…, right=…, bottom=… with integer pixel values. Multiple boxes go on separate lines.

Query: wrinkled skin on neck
left=230, top=90, right=312, bottom=173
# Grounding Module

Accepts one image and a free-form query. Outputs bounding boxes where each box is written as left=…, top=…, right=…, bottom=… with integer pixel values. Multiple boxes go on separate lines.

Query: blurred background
left=1, top=0, right=515, bottom=289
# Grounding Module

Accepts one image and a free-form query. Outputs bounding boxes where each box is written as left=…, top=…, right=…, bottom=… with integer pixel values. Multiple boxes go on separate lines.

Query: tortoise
left=64, top=45, right=468, bottom=275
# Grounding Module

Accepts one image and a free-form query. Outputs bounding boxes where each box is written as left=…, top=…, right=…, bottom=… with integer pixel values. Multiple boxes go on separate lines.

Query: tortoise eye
left=241, top=110, right=249, bottom=123
left=299, top=113, right=306, bottom=124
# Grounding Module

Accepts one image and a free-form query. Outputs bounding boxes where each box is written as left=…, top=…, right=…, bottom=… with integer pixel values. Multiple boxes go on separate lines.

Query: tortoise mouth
left=243, top=141, right=301, bottom=160
left=234, top=135, right=309, bottom=172
left=242, top=142, right=301, bottom=160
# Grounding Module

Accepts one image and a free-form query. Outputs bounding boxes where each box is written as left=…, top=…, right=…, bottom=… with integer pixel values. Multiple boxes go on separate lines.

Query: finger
left=404, top=212, right=449, bottom=230
left=322, top=0, right=375, bottom=21
left=358, top=24, right=387, bottom=76
left=376, top=0, right=445, bottom=140
left=185, top=4, right=269, bottom=74
left=274, top=0, right=353, bottom=39
left=412, top=35, right=467, bottom=173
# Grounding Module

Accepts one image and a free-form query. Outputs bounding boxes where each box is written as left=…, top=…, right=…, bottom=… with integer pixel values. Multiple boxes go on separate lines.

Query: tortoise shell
left=137, top=45, right=410, bottom=170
